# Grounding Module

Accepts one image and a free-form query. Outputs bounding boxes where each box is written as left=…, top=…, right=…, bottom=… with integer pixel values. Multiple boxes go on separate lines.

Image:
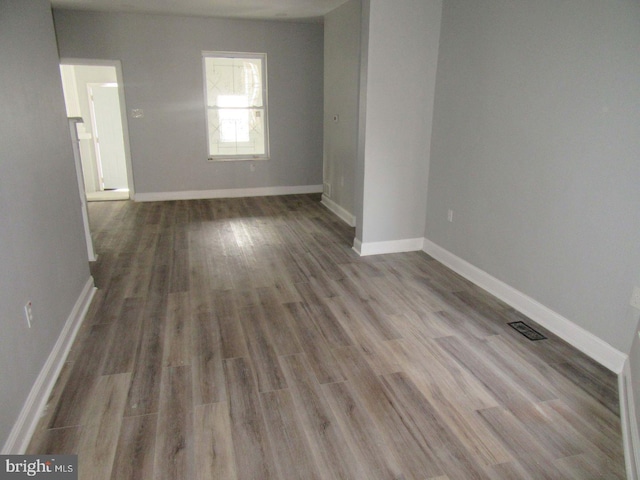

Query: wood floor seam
left=26, top=194, right=626, bottom=480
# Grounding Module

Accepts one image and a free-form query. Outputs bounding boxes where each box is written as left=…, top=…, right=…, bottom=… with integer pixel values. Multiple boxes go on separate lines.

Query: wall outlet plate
left=24, top=301, right=33, bottom=328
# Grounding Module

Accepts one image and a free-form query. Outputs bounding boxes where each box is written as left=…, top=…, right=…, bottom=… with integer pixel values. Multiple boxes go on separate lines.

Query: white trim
left=133, top=185, right=323, bottom=202
left=86, top=189, right=130, bottom=202
left=620, top=359, right=640, bottom=480
left=423, top=238, right=627, bottom=373
left=2, top=278, right=96, bottom=454
left=68, top=118, right=97, bottom=261
left=321, top=195, right=356, bottom=227
left=353, top=237, right=363, bottom=256
left=202, top=51, right=270, bottom=161
left=356, top=237, right=425, bottom=257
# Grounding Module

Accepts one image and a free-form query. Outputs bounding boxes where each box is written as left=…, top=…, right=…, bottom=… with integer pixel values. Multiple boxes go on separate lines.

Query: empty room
left=1, top=0, right=640, bottom=479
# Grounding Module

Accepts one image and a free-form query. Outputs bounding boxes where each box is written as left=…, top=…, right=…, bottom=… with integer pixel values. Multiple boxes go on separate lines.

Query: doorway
left=59, top=60, right=133, bottom=201
left=87, top=83, right=128, bottom=194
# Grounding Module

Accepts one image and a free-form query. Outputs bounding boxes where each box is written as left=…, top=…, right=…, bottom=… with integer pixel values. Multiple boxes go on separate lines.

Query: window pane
left=205, top=57, right=263, bottom=108
left=204, top=53, right=268, bottom=159
left=207, top=108, right=265, bottom=157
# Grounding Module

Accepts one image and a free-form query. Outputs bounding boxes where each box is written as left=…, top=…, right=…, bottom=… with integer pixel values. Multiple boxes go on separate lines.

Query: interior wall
left=358, top=0, right=442, bottom=245
left=353, top=0, right=370, bottom=240
left=425, top=0, right=640, bottom=353
left=0, top=0, right=91, bottom=448
left=323, top=0, right=361, bottom=219
left=53, top=9, right=324, bottom=196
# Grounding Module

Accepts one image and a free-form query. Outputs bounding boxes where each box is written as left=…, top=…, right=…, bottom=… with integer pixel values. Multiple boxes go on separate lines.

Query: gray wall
left=0, top=0, right=91, bottom=448
left=425, top=0, right=640, bottom=352
left=323, top=0, right=361, bottom=218
left=53, top=10, right=324, bottom=195
left=357, top=0, right=442, bottom=244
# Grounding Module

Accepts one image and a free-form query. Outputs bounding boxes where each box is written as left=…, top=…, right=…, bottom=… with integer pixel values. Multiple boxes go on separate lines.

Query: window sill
left=208, top=156, right=270, bottom=162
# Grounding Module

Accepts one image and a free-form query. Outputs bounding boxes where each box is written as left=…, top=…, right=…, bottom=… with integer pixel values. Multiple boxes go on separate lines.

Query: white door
left=89, top=84, right=128, bottom=190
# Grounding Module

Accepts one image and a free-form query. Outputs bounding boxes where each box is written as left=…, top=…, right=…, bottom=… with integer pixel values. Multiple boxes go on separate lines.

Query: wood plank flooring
left=28, top=194, right=626, bottom=479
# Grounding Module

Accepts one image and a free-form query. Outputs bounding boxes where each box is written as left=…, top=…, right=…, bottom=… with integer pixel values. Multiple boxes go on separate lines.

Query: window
left=203, top=52, right=269, bottom=160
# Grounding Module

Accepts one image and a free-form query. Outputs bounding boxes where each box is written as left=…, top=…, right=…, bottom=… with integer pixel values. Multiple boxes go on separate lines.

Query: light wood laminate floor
left=28, top=194, right=626, bottom=479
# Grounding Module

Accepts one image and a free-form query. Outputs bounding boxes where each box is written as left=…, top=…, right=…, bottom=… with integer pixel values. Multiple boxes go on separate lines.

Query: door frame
left=87, top=82, right=127, bottom=191
left=69, top=117, right=97, bottom=261
left=60, top=58, right=135, bottom=197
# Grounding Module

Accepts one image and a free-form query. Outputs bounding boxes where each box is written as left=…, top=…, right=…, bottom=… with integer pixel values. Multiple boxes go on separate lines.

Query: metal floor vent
left=508, top=321, right=547, bottom=341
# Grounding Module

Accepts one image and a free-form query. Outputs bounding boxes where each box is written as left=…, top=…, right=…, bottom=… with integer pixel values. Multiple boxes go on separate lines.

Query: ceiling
left=49, top=0, right=351, bottom=22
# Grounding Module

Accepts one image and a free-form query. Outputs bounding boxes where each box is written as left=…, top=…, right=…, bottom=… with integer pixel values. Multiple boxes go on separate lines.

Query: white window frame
left=202, top=51, right=270, bottom=161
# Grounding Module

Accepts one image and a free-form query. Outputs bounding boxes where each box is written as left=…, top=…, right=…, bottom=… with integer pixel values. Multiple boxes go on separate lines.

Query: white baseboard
left=1, top=278, right=96, bottom=454
left=86, top=190, right=130, bottom=202
left=353, top=237, right=363, bottom=256
left=422, top=238, right=627, bottom=373
left=321, top=195, right=356, bottom=227
left=134, top=185, right=323, bottom=202
left=620, top=359, right=640, bottom=480
left=356, top=237, right=425, bottom=257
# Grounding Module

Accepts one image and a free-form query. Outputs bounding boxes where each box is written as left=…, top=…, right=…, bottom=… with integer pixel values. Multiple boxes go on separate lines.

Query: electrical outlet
left=630, top=286, right=640, bottom=310
left=323, top=182, right=331, bottom=197
left=447, top=209, right=454, bottom=222
left=24, top=301, right=33, bottom=328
